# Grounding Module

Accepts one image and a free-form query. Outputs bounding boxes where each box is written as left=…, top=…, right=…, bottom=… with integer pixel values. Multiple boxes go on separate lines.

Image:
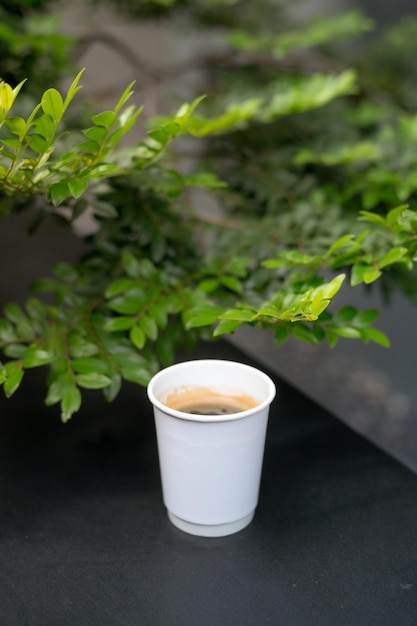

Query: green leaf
left=198, top=278, right=220, bottom=293
left=53, top=262, right=79, bottom=281
left=120, top=366, right=151, bottom=386
left=103, top=316, right=135, bottom=331
left=0, top=82, right=15, bottom=120
left=358, top=211, right=386, bottom=226
left=229, top=11, right=372, bottom=55
left=122, top=251, right=143, bottom=278
left=3, top=302, right=26, bottom=324
left=386, top=205, right=408, bottom=229
left=26, top=133, right=49, bottom=154
left=45, top=374, right=73, bottom=406
left=107, top=289, right=147, bottom=314
left=41, top=88, right=64, bottom=122
left=169, top=170, right=227, bottom=190
left=105, top=278, right=137, bottom=298
left=335, top=306, right=357, bottom=323
left=75, top=373, right=112, bottom=389
left=116, top=103, right=143, bottom=132
left=136, top=259, right=158, bottom=279
left=16, top=319, right=36, bottom=341
left=148, top=126, right=177, bottom=145
left=213, top=319, right=241, bottom=336
left=0, top=318, right=18, bottom=342
left=3, top=361, right=24, bottom=397
left=351, top=263, right=381, bottom=286
left=30, top=278, right=62, bottom=293
left=288, top=323, right=318, bottom=344
left=71, top=356, right=110, bottom=375
left=195, top=99, right=264, bottom=136
left=363, top=268, right=382, bottom=284
left=83, top=126, right=108, bottom=142
left=354, top=309, right=379, bottom=326
left=22, top=347, right=55, bottom=368
left=295, top=142, right=382, bottom=166
left=263, top=70, right=357, bottom=120
left=327, top=234, right=356, bottom=256
left=326, top=330, right=339, bottom=347
left=218, top=308, right=256, bottom=322
left=362, top=327, right=390, bottom=348
left=148, top=303, right=168, bottom=329
left=109, top=346, right=146, bottom=367
left=78, top=139, right=100, bottom=153
left=130, top=325, right=146, bottom=349
left=4, top=116, right=25, bottom=136
left=68, top=178, right=88, bottom=199
left=334, top=326, right=362, bottom=339
left=312, top=325, right=325, bottom=342
left=66, top=329, right=99, bottom=358
left=0, top=136, right=20, bottom=149
left=310, top=292, right=331, bottom=319
left=92, top=110, right=116, bottom=129
left=113, top=81, right=135, bottom=115
left=61, top=386, right=82, bottom=422
left=185, top=305, right=224, bottom=328
left=0, top=146, right=15, bottom=160
left=273, top=325, right=289, bottom=346
left=4, top=344, right=27, bottom=358
left=220, top=276, right=243, bottom=293
left=32, top=113, right=55, bottom=140
left=378, top=247, right=408, bottom=269
left=48, top=181, right=70, bottom=207
left=263, top=257, right=292, bottom=269
left=63, top=69, right=84, bottom=111
left=90, top=201, right=118, bottom=218
left=156, top=336, right=175, bottom=367
left=350, top=263, right=369, bottom=287
left=102, top=372, right=122, bottom=402
left=140, top=316, right=158, bottom=341
left=257, top=305, right=281, bottom=318
left=320, top=274, right=345, bottom=299
left=25, top=297, right=48, bottom=320
left=263, top=251, right=322, bottom=269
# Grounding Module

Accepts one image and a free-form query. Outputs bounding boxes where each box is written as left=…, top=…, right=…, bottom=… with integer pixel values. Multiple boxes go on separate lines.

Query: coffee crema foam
left=161, top=385, right=258, bottom=415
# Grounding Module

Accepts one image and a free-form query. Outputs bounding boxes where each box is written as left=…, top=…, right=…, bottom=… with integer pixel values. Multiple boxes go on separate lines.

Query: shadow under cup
left=147, top=359, right=276, bottom=537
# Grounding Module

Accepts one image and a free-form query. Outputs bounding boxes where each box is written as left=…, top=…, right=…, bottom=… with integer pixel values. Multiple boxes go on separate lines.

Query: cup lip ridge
left=147, top=358, right=276, bottom=422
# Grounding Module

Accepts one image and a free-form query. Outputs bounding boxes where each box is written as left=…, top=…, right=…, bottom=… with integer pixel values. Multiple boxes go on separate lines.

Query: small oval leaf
left=130, top=325, right=146, bottom=350
left=75, top=373, right=112, bottom=389
left=41, top=88, right=64, bottom=121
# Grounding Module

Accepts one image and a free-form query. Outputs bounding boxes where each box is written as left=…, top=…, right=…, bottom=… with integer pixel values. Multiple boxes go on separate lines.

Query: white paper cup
left=147, top=359, right=276, bottom=537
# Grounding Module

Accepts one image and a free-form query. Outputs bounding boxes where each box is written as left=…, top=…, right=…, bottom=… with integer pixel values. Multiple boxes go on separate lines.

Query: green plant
left=1, top=2, right=417, bottom=420
left=0, top=1, right=75, bottom=94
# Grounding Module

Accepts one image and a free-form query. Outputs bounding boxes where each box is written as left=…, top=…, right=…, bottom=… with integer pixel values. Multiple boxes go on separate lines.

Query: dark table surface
left=1, top=340, right=417, bottom=626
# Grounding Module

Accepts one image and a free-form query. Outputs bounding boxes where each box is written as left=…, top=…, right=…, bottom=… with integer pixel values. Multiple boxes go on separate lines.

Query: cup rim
left=147, top=358, right=276, bottom=422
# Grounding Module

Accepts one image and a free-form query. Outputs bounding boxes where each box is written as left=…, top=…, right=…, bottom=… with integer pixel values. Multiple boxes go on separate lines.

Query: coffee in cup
left=162, top=385, right=258, bottom=416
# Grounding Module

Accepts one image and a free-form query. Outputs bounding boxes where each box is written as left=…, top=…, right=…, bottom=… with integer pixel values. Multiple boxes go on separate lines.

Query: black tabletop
left=1, top=340, right=417, bottom=626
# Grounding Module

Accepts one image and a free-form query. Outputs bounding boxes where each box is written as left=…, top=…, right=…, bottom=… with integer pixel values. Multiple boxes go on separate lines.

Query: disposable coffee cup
left=147, top=359, right=276, bottom=537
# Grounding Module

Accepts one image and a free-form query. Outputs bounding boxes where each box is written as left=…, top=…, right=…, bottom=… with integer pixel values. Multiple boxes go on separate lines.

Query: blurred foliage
left=0, top=1, right=75, bottom=94
left=1, top=1, right=417, bottom=419
left=88, top=0, right=283, bottom=26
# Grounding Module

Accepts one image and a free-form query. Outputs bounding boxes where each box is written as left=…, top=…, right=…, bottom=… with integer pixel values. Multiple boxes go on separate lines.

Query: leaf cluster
left=1, top=3, right=417, bottom=419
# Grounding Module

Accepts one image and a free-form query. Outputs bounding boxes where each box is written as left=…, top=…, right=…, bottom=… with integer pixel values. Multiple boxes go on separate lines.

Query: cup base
left=167, top=510, right=255, bottom=537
